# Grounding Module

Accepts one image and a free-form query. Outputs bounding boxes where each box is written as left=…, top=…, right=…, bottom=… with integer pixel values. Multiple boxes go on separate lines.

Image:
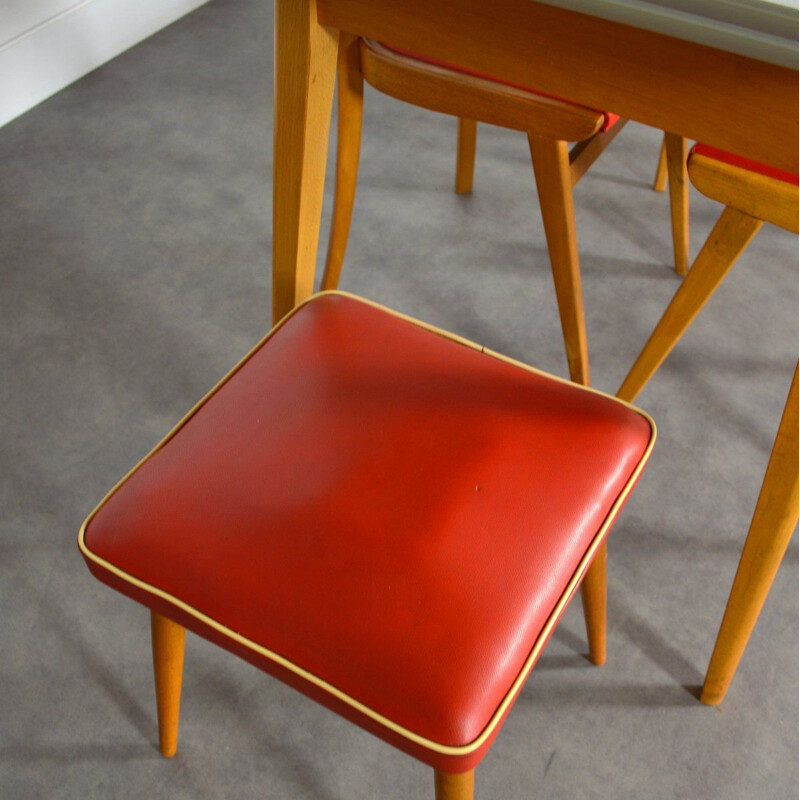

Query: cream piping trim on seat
left=78, top=290, right=657, bottom=757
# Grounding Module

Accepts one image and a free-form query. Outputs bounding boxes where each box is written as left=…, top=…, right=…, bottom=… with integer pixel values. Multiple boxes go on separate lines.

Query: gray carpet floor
left=1, top=1, right=797, bottom=797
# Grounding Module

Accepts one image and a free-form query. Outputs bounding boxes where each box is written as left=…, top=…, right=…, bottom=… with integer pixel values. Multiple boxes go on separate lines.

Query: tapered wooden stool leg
left=322, top=34, right=364, bottom=291
left=151, top=611, right=186, bottom=758
left=617, top=206, right=762, bottom=403
left=434, top=769, right=474, bottom=800
left=653, top=134, right=668, bottom=192
left=581, top=541, right=607, bottom=665
left=528, top=134, right=590, bottom=387
left=664, top=133, right=690, bottom=275
left=455, top=118, right=477, bottom=194
left=701, top=367, right=799, bottom=705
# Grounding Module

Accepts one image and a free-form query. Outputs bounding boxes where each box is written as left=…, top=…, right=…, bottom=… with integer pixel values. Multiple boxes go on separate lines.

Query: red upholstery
left=384, top=44, right=620, bottom=132
left=691, top=144, right=798, bottom=186
left=80, top=292, right=654, bottom=772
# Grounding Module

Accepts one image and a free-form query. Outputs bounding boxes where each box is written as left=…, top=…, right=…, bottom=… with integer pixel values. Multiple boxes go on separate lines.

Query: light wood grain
left=690, top=153, right=799, bottom=233
left=359, top=39, right=604, bottom=141
left=318, top=0, right=797, bottom=172
left=568, top=119, right=627, bottom=186
left=580, top=541, right=607, bottom=666
left=528, top=134, right=590, bottom=387
left=653, top=136, right=668, bottom=192
left=151, top=611, right=186, bottom=758
left=617, top=152, right=798, bottom=704
left=321, top=33, right=363, bottom=291
left=455, top=118, right=477, bottom=194
left=701, top=366, right=799, bottom=705
left=665, top=133, right=689, bottom=275
left=435, top=769, right=474, bottom=800
left=617, top=206, right=762, bottom=403
left=272, top=0, right=339, bottom=323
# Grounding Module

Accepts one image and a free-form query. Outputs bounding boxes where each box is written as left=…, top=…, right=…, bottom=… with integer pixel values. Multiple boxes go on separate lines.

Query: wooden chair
left=322, top=36, right=630, bottom=391
left=616, top=143, right=798, bottom=706
left=80, top=291, right=655, bottom=799
left=321, top=39, right=637, bottom=666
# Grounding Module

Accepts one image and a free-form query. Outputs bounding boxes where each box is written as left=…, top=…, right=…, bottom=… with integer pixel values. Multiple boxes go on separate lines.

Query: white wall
left=0, top=0, right=210, bottom=128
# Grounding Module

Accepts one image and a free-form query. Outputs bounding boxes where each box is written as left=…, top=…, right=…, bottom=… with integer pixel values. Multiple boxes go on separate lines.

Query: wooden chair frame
left=319, top=36, right=634, bottom=690
left=322, top=36, right=628, bottom=390
left=617, top=149, right=799, bottom=707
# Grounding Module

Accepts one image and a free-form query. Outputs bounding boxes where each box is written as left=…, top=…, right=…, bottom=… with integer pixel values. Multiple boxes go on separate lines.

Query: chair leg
left=580, top=541, right=607, bottom=665
left=151, top=611, right=186, bottom=758
left=527, top=134, right=590, bottom=387
left=455, top=118, right=477, bottom=194
left=321, top=33, right=364, bottom=291
left=528, top=134, right=603, bottom=660
left=435, top=769, right=474, bottom=799
left=664, top=133, right=690, bottom=275
left=701, top=366, right=799, bottom=706
left=653, top=134, right=668, bottom=192
left=617, top=206, right=762, bottom=403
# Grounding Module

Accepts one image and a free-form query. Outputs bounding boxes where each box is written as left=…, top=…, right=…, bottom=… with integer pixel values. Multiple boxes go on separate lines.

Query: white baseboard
left=0, top=0, right=211, bottom=129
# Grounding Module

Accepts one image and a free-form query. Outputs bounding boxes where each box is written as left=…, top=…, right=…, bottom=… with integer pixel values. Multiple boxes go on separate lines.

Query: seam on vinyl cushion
left=78, top=290, right=656, bottom=757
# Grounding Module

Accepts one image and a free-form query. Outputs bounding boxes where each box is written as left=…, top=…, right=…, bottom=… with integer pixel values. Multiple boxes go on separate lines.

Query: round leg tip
left=700, top=690, right=723, bottom=707
left=589, top=651, right=606, bottom=667
left=160, top=742, right=178, bottom=758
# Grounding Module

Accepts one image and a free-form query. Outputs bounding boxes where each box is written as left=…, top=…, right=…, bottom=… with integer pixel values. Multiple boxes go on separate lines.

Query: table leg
left=272, top=0, right=339, bottom=323
left=701, top=366, right=799, bottom=705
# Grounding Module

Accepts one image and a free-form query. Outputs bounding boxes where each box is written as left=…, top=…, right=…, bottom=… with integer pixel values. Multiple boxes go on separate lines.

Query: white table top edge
left=534, top=0, right=799, bottom=68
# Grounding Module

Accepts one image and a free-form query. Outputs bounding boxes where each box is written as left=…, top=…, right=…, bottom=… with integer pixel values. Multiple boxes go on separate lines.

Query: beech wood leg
left=455, top=118, right=477, bottom=194
left=581, top=541, right=607, bottom=665
left=272, top=0, right=339, bottom=323
left=435, top=769, right=474, bottom=800
left=151, top=611, right=186, bottom=758
left=528, top=133, right=605, bottom=661
left=617, top=206, right=762, bottom=403
left=321, top=33, right=364, bottom=291
left=653, top=134, right=668, bottom=192
left=701, top=366, right=799, bottom=705
left=528, top=134, right=590, bottom=387
left=665, top=132, right=690, bottom=275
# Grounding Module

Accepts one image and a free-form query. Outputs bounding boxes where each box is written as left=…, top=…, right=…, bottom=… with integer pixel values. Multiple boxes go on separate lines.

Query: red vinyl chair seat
left=690, top=143, right=799, bottom=186
left=79, top=292, right=654, bottom=773
left=383, top=44, right=620, bottom=132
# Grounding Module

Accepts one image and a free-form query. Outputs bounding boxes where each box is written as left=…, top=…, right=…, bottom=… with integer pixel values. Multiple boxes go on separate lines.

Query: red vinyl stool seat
left=79, top=292, right=655, bottom=780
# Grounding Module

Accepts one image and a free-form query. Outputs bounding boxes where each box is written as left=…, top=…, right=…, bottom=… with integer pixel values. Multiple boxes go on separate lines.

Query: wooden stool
left=80, top=292, right=655, bottom=798
left=617, top=144, right=798, bottom=706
